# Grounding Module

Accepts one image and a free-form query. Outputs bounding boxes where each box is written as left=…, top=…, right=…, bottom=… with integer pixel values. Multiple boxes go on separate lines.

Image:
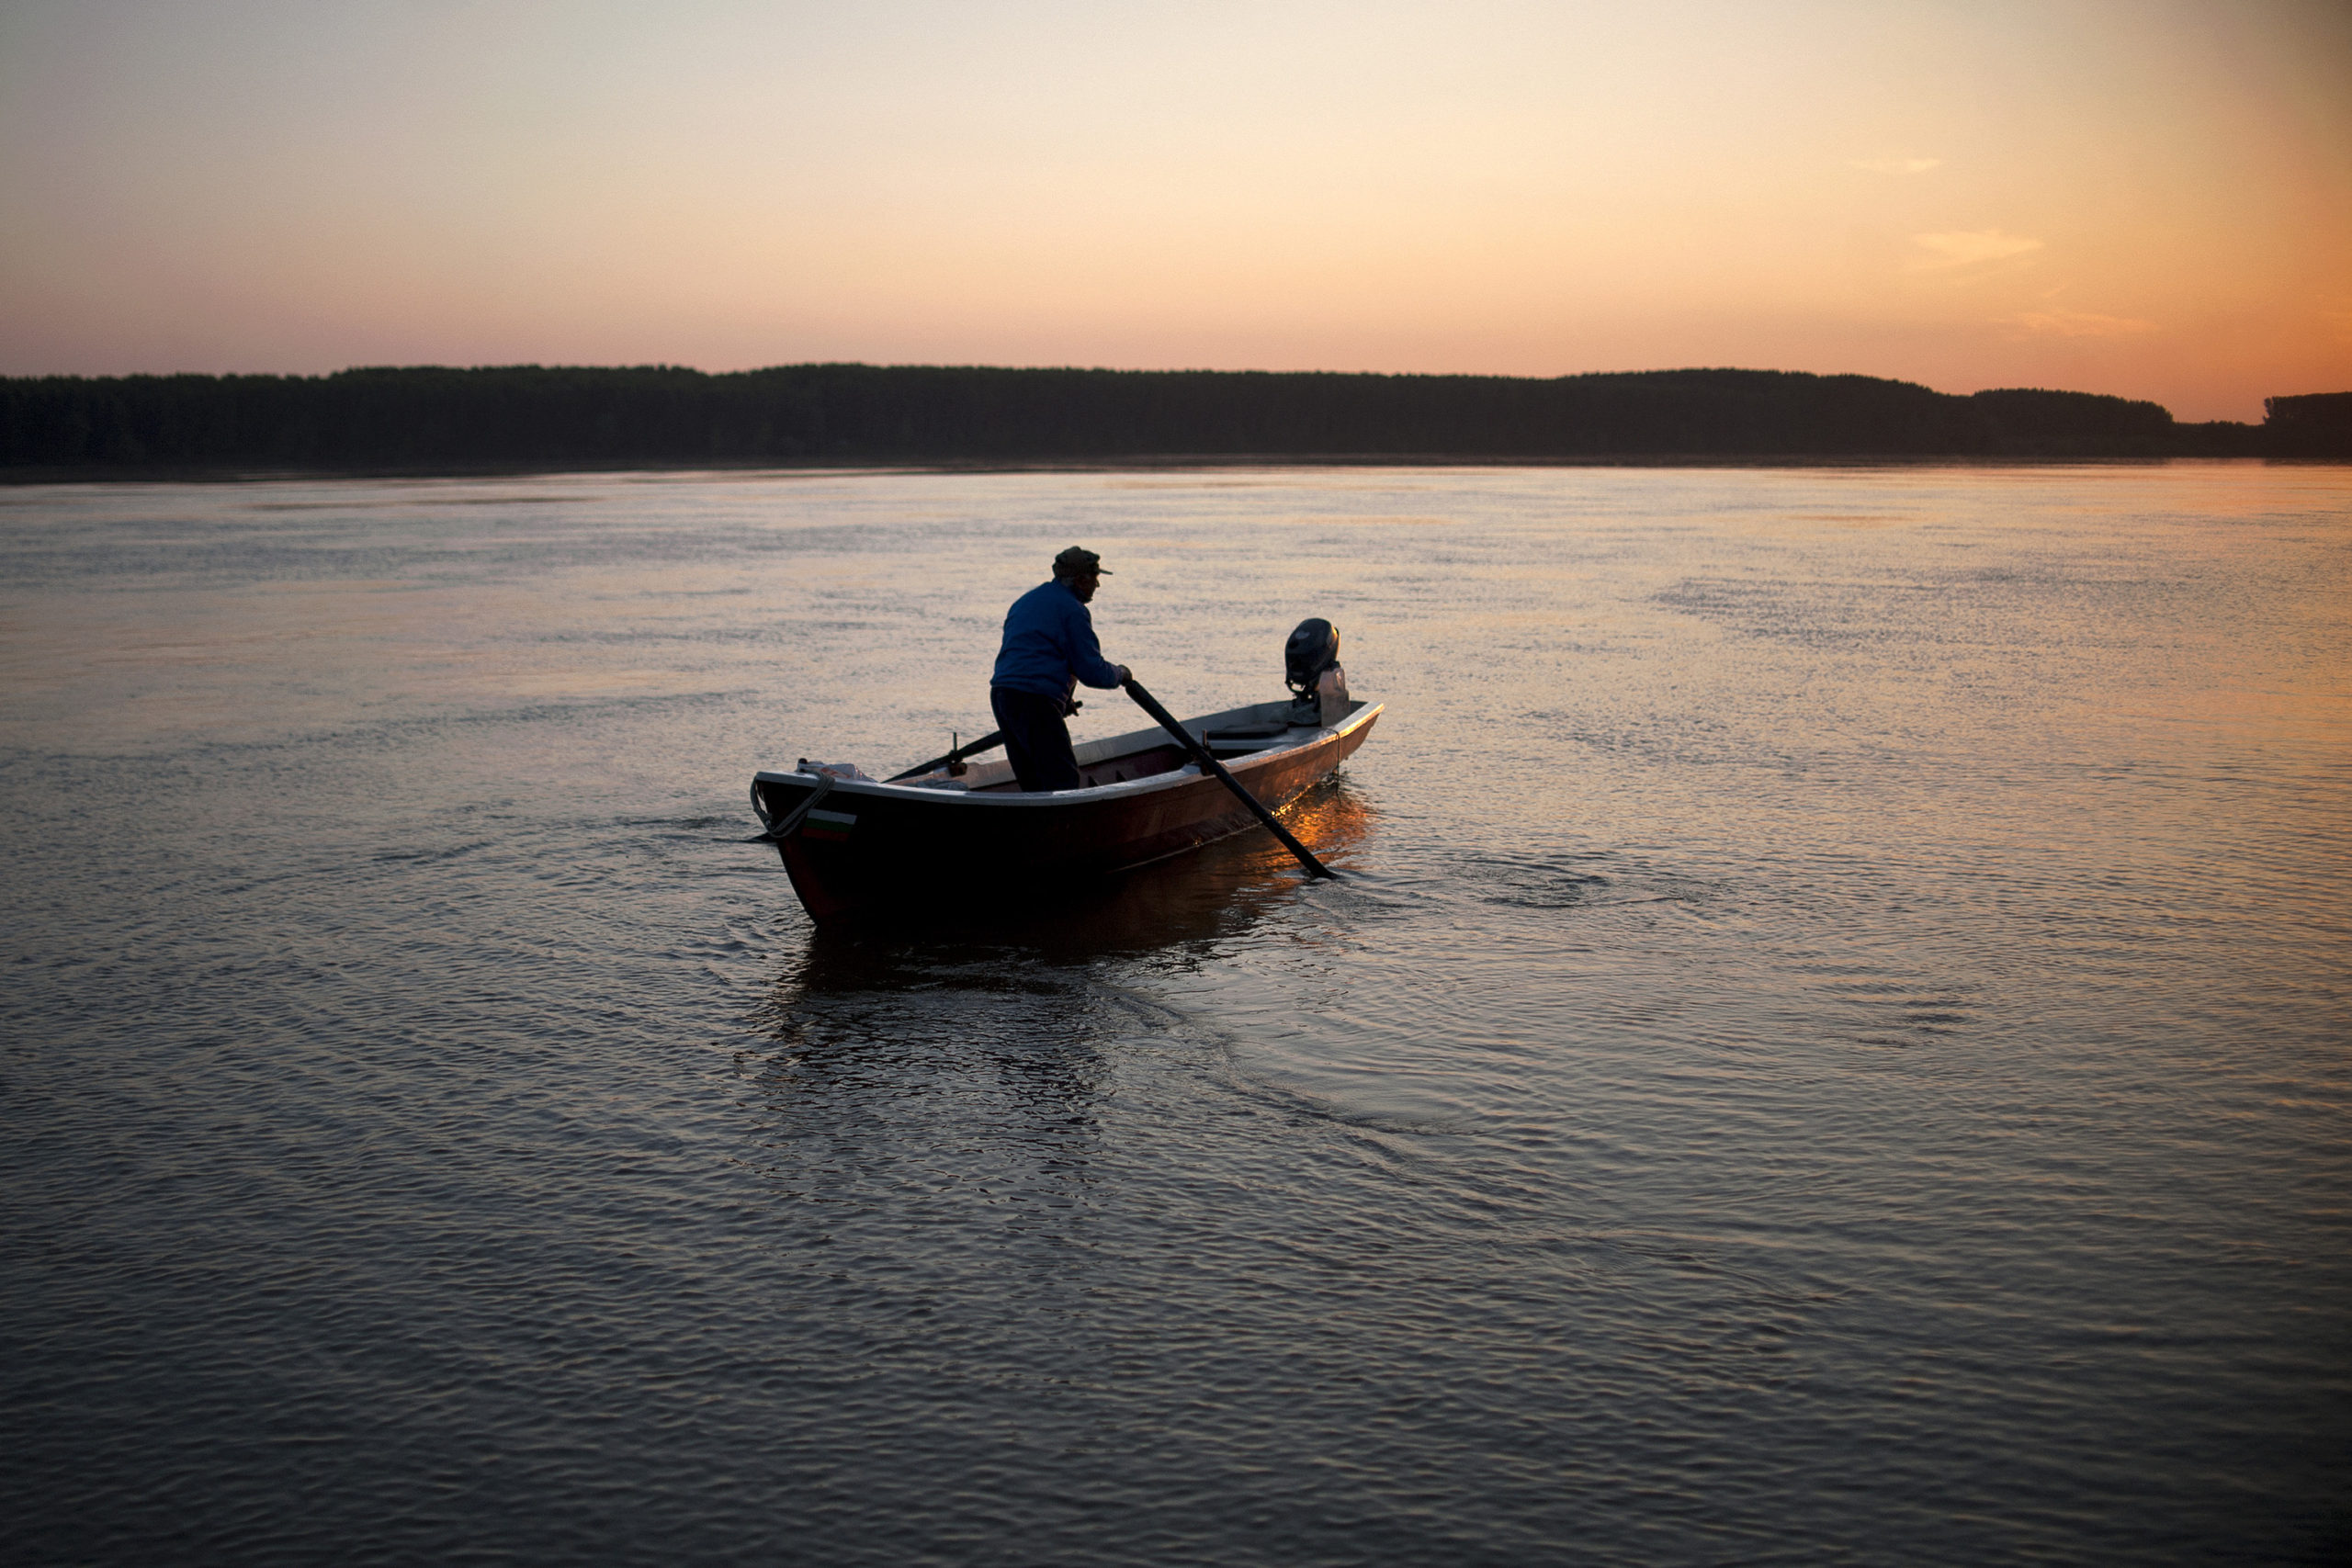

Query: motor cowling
left=1284, top=617, right=1349, bottom=725
left=1285, top=618, right=1339, bottom=696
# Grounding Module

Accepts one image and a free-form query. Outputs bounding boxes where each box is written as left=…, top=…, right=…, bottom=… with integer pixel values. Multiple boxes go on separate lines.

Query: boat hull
left=752, top=699, right=1380, bottom=923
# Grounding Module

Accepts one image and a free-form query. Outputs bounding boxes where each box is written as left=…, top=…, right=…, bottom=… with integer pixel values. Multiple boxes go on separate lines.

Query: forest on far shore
left=4, top=365, right=2346, bottom=473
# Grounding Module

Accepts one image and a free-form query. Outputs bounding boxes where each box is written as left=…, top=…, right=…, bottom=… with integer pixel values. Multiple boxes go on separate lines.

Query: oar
left=1123, top=675, right=1336, bottom=880
left=887, top=728, right=1006, bottom=782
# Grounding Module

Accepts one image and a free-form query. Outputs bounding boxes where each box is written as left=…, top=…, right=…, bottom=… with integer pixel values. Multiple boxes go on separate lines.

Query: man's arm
left=1063, top=601, right=1127, bottom=689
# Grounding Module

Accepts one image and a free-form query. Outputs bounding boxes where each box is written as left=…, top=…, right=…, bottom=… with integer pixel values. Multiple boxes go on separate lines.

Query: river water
left=3, top=462, right=2346, bottom=1564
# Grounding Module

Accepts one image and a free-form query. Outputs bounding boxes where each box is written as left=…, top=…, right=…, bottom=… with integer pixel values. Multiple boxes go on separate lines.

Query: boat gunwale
left=752, top=699, right=1382, bottom=809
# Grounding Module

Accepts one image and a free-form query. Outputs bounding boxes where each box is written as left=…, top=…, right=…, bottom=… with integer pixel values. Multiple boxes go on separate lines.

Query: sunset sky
left=3, top=0, right=2346, bottom=423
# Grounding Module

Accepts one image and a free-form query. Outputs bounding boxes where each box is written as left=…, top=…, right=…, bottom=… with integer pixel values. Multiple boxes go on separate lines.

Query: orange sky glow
left=3, top=0, right=2346, bottom=423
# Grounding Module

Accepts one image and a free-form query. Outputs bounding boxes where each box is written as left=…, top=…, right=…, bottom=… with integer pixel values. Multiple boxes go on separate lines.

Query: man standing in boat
left=990, top=547, right=1130, bottom=792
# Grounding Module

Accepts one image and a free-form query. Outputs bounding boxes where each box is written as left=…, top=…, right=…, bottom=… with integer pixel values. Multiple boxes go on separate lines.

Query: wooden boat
left=751, top=696, right=1382, bottom=924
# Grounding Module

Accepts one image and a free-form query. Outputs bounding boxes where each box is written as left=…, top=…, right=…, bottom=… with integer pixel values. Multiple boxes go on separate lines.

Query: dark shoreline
left=4, top=451, right=2333, bottom=489
left=5, top=364, right=2345, bottom=476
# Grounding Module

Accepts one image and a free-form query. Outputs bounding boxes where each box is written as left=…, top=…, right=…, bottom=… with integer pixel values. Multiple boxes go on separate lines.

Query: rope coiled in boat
left=744, top=771, right=836, bottom=843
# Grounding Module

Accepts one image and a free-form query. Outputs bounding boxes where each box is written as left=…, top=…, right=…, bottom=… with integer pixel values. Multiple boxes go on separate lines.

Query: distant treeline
left=3, top=365, right=2346, bottom=473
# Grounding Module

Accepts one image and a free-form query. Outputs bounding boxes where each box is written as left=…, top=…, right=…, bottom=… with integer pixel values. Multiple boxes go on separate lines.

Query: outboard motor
left=1284, top=617, right=1350, bottom=727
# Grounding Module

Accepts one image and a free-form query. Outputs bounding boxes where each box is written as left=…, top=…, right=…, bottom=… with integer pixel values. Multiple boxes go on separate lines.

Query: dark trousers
left=990, top=686, right=1080, bottom=792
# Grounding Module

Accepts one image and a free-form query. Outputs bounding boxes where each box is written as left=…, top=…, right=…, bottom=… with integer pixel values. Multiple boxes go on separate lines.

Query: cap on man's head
left=1053, top=547, right=1111, bottom=576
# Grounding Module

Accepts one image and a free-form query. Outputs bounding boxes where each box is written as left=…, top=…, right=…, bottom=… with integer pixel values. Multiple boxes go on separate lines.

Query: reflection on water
left=2, top=466, right=2346, bottom=1566
left=741, top=784, right=1383, bottom=1198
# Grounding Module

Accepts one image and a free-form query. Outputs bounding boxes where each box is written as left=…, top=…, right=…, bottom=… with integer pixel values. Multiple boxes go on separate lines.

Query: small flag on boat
left=802, top=809, right=857, bottom=843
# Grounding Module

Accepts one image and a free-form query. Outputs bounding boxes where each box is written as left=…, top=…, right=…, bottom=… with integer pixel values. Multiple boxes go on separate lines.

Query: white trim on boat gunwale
left=752, top=700, right=1382, bottom=810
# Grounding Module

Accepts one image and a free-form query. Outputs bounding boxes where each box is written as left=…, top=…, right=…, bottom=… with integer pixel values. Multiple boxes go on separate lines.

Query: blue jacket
left=991, top=579, right=1123, bottom=701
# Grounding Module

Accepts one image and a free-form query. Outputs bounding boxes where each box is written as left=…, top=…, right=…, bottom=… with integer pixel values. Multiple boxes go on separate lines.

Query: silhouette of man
left=989, top=547, right=1130, bottom=792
